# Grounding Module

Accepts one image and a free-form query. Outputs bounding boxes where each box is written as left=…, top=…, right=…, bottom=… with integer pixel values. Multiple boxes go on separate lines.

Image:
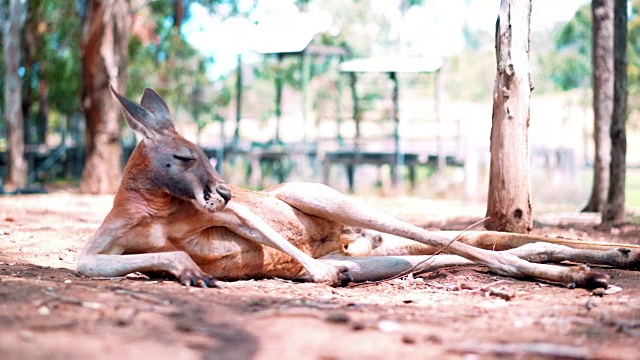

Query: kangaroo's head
left=111, top=86, right=232, bottom=212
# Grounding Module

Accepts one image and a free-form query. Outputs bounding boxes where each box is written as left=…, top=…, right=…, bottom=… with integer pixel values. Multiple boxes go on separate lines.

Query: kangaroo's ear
left=110, top=85, right=173, bottom=140
left=140, top=88, right=173, bottom=126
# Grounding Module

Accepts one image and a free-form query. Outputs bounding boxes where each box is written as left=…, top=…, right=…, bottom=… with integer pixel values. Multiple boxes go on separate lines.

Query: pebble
left=377, top=320, right=402, bottom=333
left=401, top=334, right=417, bottom=344
left=325, top=312, right=350, bottom=323
left=604, top=285, right=623, bottom=295
left=19, top=330, right=34, bottom=341
left=37, top=306, right=51, bottom=315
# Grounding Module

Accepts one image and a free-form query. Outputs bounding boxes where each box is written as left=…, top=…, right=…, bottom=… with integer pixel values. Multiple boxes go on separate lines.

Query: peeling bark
left=485, top=0, right=533, bottom=234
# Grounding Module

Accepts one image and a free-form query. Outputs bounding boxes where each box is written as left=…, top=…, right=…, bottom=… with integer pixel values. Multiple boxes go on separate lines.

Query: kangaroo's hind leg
left=269, top=183, right=608, bottom=288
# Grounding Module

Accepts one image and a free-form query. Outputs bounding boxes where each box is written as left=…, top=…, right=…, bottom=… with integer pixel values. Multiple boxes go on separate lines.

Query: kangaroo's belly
left=171, top=191, right=345, bottom=280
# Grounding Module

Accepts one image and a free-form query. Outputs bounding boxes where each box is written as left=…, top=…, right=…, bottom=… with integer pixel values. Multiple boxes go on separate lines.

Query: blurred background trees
left=79, top=0, right=130, bottom=194
left=0, top=0, right=639, bottom=223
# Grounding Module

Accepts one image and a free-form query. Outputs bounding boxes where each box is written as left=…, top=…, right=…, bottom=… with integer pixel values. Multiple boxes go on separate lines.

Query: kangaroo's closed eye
left=173, top=155, right=195, bottom=162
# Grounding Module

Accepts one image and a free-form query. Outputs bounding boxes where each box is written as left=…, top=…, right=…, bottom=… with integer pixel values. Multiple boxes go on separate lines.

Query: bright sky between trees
left=182, top=0, right=589, bottom=78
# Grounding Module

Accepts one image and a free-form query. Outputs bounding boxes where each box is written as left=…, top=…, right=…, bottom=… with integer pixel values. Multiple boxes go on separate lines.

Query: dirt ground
left=1, top=192, right=639, bottom=360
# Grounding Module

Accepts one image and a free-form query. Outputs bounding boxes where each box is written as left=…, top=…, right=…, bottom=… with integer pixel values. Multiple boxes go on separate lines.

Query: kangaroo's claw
left=337, top=266, right=353, bottom=287
left=179, top=270, right=220, bottom=288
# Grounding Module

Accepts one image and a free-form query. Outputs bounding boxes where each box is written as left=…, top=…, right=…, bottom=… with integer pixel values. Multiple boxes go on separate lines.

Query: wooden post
left=301, top=51, right=311, bottom=145
left=348, top=72, right=361, bottom=148
left=233, top=54, right=242, bottom=145
left=485, top=0, right=533, bottom=233
left=274, top=54, right=283, bottom=144
left=389, top=71, right=403, bottom=191
left=435, top=69, right=445, bottom=172
left=336, top=56, right=345, bottom=146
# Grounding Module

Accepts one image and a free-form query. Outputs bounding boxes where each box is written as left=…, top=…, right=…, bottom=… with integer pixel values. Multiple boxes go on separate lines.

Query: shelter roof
left=339, top=55, right=443, bottom=73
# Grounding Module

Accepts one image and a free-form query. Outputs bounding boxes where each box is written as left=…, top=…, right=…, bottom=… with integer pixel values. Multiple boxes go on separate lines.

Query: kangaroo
left=77, top=87, right=640, bottom=289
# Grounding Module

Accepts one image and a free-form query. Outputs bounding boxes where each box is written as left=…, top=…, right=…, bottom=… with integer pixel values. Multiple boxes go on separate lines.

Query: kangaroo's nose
left=216, top=184, right=232, bottom=204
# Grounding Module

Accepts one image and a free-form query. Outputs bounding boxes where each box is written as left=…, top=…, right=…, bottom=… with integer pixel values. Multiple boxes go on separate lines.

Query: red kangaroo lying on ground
left=77, top=87, right=640, bottom=289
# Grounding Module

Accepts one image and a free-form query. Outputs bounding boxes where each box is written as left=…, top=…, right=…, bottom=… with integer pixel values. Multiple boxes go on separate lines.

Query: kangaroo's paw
left=299, top=263, right=352, bottom=287
left=178, top=268, right=220, bottom=288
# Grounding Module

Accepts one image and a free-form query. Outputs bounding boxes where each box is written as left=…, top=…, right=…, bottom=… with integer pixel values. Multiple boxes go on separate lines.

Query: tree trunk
left=79, top=0, right=131, bottom=194
left=22, top=0, right=48, bottom=145
left=37, top=78, right=49, bottom=144
left=348, top=72, right=361, bottom=146
left=2, top=0, right=28, bottom=191
left=603, top=0, right=627, bottom=224
left=582, top=0, right=614, bottom=212
left=485, top=0, right=533, bottom=234
left=173, top=0, right=184, bottom=29
left=274, top=55, right=283, bottom=144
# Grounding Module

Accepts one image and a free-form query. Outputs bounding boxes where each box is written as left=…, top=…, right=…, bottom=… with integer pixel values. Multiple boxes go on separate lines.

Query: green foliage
left=10, top=0, right=82, bottom=144
left=311, top=0, right=392, bottom=57
left=535, top=0, right=640, bottom=129
left=127, top=3, right=229, bottom=134
left=42, top=7, right=81, bottom=116
left=445, top=46, right=495, bottom=102
left=627, top=168, right=640, bottom=210
left=538, top=4, right=592, bottom=91
left=629, top=0, right=640, bottom=95
left=537, top=1, right=640, bottom=97
left=0, top=22, right=3, bottom=138
left=555, top=4, right=592, bottom=56
left=461, top=23, right=484, bottom=52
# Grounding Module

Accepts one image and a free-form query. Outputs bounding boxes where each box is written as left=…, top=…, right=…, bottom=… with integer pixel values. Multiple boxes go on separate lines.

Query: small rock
left=37, top=306, right=51, bottom=315
left=325, top=312, right=350, bottom=324
left=604, top=285, right=623, bottom=295
left=424, top=334, right=442, bottom=344
left=477, top=299, right=507, bottom=310
left=377, top=320, right=402, bottom=333
left=58, top=251, right=75, bottom=263
left=81, top=301, right=103, bottom=310
left=116, top=308, right=138, bottom=326
left=19, top=330, right=34, bottom=341
left=401, top=333, right=417, bottom=344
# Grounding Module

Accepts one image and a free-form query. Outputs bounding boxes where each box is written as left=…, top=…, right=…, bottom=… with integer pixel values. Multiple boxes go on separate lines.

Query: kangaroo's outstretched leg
left=270, top=183, right=609, bottom=288
left=320, top=244, right=639, bottom=284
